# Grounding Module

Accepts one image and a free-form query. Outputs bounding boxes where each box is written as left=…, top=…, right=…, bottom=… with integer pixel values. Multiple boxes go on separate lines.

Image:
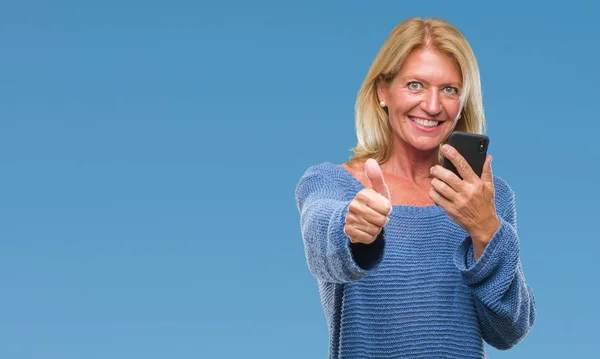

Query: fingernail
left=385, top=217, right=390, bottom=226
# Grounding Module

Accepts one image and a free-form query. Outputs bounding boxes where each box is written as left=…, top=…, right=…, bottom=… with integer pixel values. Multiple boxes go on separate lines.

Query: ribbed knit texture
left=295, top=162, right=536, bottom=359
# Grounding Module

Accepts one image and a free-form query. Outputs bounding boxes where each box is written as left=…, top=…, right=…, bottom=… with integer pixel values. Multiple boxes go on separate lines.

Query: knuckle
left=379, top=215, right=389, bottom=227
left=346, top=226, right=357, bottom=238
left=356, top=190, right=368, bottom=202
left=367, top=189, right=379, bottom=201
left=344, top=225, right=352, bottom=236
left=376, top=222, right=384, bottom=230
left=368, top=233, right=378, bottom=243
left=367, top=224, right=378, bottom=236
left=430, top=167, right=438, bottom=178
left=466, top=186, right=476, bottom=198
left=445, top=171, right=454, bottom=182
left=429, top=188, right=437, bottom=200
left=348, top=201, right=360, bottom=213
left=469, top=192, right=477, bottom=202
left=345, top=214, right=356, bottom=225
left=435, top=179, right=446, bottom=192
left=374, top=227, right=383, bottom=238
left=476, top=181, right=485, bottom=191
left=356, top=233, right=370, bottom=244
left=448, top=151, right=457, bottom=161
left=436, top=180, right=446, bottom=191
left=382, top=201, right=392, bottom=215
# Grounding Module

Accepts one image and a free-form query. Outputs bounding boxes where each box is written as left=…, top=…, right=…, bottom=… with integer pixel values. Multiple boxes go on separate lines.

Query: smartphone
left=442, top=131, right=489, bottom=179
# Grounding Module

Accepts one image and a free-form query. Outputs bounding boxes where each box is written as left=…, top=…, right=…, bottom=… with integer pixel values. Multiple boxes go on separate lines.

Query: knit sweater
left=295, top=162, right=536, bottom=359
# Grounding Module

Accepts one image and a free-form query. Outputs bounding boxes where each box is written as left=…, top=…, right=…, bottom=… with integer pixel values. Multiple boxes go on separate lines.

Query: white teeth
left=410, top=117, right=440, bottom=127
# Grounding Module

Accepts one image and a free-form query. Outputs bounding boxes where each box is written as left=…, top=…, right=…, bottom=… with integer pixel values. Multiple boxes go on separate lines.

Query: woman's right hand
left=344, top=159, right=393, bottom=244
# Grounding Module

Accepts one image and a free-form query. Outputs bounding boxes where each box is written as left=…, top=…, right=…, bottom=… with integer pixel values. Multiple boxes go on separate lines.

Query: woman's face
left=378, top=47, right=462, bottom=153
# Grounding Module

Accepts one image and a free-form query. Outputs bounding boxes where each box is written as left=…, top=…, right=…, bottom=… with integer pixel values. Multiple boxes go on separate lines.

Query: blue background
left=1, top=1, right=598, bottom=358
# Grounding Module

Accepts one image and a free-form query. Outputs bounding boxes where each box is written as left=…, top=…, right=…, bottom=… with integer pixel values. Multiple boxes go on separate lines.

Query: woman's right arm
left=295, top=170, right=385, bottom=283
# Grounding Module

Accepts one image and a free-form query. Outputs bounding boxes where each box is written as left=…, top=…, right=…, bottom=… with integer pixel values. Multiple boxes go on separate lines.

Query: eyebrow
left=397, top=75, right=462, bottom=87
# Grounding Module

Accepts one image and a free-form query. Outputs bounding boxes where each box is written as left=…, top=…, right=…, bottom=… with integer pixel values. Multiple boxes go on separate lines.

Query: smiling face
left=378, top=46, right=463, bottom=153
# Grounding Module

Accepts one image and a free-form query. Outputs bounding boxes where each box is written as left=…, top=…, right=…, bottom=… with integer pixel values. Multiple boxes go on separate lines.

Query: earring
left=379, top=101, right=386, bottom=107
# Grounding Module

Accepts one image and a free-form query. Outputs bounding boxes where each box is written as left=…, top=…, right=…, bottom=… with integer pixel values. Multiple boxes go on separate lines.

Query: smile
left=409, top=116, right=441, bottom=128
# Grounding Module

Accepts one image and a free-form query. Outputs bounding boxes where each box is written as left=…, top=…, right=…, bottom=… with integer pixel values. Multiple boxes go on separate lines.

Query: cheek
left=443, top=100, right=461, bottom=119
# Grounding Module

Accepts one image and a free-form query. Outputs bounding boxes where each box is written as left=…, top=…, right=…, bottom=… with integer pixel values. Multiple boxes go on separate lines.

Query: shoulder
left=295, top=161, right=358, bottom=202
left=296, top=162, right=346, bottom=190
left=298, top=162, right=339, bottom=179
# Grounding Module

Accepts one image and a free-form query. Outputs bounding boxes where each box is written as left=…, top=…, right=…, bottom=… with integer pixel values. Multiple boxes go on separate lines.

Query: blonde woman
left=295, top=17, right=535, bottom=358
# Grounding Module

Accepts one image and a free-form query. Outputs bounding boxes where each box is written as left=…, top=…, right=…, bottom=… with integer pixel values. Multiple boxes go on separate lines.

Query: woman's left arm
left=429, top=145, right=536, bottom=350
left=455, top=186, right=535, bottom=350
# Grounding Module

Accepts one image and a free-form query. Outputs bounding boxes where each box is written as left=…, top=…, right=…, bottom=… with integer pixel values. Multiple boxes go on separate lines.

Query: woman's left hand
left=429, top=144, right=501, bottom=261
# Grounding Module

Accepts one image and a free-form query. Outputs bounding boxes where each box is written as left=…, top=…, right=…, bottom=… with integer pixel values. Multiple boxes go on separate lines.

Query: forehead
left=398, top=47, right=462, bottom=84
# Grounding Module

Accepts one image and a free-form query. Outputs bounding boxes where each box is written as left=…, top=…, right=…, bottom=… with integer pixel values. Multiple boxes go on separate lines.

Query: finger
left=356, top=218, right=385, bottom=237
left=430, top=165, right=463, bottom=192
left=442, top=144, right=477, bottom=182
left=364, top=158, right=391, bottom=201
left=346, top=213, right=383, bottom=237
left=429, top=186, right=453, bottom=211
left=353, top=190, right=392, bottom=219
left=362, top=189, right=393, bottom=216
left=356, top=202, right=390, bottom=228
left=344, top=225, right=380, bottom=244
left=481, top=155, right=493, bottom=184
left=430, top=177, right=457, bottom=201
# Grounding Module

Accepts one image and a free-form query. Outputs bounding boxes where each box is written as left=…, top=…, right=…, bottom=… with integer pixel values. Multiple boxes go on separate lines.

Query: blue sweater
left=295, top=162, right=536, bottom=359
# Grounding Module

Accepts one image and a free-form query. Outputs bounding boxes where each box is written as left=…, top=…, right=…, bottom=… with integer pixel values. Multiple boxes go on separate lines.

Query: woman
left=295, top=17, right=536, bottom=358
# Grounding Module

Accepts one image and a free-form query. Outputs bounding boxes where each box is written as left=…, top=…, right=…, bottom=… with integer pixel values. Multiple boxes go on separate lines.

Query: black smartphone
left=442, top=131, right=489, bottom=179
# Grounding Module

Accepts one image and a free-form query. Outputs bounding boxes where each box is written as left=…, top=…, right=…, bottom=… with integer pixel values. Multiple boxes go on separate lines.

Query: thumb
left=481, top=155, right=493, bottom=183
left=364, top=158, right=391, bottom=201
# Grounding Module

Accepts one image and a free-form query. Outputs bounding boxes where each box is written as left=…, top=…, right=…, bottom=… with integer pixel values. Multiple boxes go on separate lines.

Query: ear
left=454, top=106, right=464, bottom=123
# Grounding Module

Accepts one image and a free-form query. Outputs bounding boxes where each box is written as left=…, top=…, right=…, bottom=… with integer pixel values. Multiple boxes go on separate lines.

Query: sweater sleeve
left=295, top=168, right=385, bottom=283
left=453, top=182, right=536, bottom=350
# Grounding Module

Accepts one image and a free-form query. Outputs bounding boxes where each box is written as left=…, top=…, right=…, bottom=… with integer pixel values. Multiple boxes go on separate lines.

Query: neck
left=380, top=140, right=440, bottom=183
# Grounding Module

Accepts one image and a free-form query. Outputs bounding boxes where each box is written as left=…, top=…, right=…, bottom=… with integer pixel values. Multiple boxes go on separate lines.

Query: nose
left=420, top=88, right=442, bottom=116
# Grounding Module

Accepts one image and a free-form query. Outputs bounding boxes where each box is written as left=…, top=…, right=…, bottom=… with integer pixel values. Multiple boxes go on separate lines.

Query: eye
left=442, top=86, right=459, bottom=95
left=407, top=81, right=423, bottom=90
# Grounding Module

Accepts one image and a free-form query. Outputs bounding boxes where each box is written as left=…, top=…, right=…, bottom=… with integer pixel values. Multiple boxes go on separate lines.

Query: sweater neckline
left=325, top=162, right=447, bottom=218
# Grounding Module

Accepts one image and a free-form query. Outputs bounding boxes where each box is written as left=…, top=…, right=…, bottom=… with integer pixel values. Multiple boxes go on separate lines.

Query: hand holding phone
left=430, top=131, right=500, bottom=260
left=442, top=131, right=489, bottom=179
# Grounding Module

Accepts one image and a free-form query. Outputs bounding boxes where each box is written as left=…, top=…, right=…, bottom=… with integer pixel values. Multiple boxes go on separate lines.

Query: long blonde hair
left=348, top=17, right=485, bottom=165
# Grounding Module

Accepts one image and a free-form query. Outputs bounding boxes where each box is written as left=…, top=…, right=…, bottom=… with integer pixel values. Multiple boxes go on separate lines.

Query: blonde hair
left=348, top=17, right=485, bottom=165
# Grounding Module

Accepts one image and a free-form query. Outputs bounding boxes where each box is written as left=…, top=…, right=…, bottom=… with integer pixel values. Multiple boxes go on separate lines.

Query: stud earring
left=379, top=101, right=386, bottom=107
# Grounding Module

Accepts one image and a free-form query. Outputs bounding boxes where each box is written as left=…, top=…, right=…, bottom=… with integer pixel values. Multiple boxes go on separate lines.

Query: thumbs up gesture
left=344, top=159, right=393, bottom=244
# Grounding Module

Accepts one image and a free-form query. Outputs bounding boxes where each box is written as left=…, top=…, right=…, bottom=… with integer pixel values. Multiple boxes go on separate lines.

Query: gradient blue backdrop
left=1, top=1, right=598, bottom=358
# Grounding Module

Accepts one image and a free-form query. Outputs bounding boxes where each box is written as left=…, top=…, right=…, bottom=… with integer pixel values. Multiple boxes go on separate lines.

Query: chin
left=412, top=140, right=441, bottom=152
left=407, top=133, right=445, bottom=150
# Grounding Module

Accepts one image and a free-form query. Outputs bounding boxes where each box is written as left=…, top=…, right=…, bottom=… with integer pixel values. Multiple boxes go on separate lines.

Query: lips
left=409, top=116, right=441, bottom=128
